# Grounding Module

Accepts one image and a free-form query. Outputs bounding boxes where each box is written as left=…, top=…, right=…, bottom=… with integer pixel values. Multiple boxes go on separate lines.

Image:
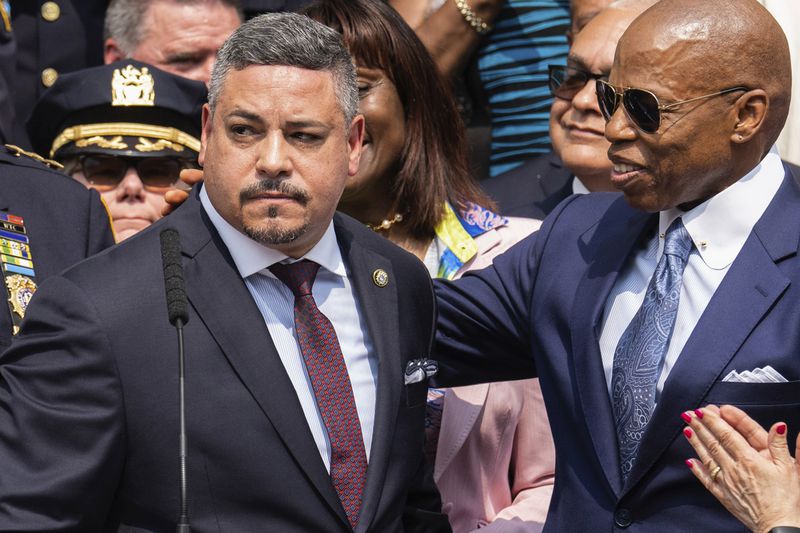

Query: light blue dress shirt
left=599, top=146, right=785, bottom=398
left=200, top=186, right=378, bottom=472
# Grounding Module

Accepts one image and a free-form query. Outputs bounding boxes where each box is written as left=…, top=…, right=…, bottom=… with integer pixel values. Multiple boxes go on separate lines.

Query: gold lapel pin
left=372, top=269, right=389, bottom=287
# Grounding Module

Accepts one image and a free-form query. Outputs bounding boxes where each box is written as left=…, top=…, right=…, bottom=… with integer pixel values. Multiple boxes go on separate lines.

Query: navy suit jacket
left=0, top=146, right=115, bottom=346
left=0, top=191, right=449, bottom=532
left=481, top=152, right=573, bottom=219
left=435, top=164, right=800, bottom=531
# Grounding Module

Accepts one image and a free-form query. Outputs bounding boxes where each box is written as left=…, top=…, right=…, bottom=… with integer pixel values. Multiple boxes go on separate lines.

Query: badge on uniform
left=0, top=213, right=38, bottom=334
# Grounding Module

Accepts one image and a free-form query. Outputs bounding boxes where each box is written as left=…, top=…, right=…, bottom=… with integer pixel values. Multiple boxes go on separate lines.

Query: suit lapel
left=175, top=194, right=349, bottom=528
left=571, top=204, right=655, bottom=496
left=333, top=217, right=403, bottom=533
left=433, top=384, right=489, bottom=480
left=623, top=168, right=800, bottom=492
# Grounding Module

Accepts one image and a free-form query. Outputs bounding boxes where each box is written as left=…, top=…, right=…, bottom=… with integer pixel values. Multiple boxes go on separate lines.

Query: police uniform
left=10, top=0, right=107, bottom=148
left=0, top=144, right=115, bottom=345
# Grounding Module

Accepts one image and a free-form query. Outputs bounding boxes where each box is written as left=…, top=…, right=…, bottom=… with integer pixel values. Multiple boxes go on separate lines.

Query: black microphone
left=161, top=228, right=189, bottom=327
left=160, top=228, right=191, bottom=533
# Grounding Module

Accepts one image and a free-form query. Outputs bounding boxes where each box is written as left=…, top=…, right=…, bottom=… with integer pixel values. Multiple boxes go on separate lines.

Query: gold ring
left=710, top=465, right=722, bottom=482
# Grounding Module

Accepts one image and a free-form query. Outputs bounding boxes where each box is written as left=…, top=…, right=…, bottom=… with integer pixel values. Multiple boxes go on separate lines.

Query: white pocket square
left=722, top=365, right=788, bottom=383
left=404, top=358, right=438, bottom=385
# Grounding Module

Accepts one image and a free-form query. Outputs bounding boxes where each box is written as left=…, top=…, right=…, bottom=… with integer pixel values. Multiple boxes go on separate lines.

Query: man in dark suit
left=434, top=0, right=798, bottom=530
left=0, top=145, right=115, bottom=344
left=0, top=13, right=448, bottom=532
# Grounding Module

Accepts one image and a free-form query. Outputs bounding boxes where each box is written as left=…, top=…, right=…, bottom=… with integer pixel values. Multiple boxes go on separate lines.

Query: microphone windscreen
left=160, top=228, right=190, bottom=326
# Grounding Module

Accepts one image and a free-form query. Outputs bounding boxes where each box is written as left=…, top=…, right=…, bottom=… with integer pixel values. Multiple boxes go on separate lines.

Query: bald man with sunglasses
left=433, top=0, right=800, bottom=530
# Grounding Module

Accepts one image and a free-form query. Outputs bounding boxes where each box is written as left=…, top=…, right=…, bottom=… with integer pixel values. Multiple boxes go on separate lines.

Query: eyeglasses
left=548, top=65, right=607, bottom=100
left=78, top=155, right=193, bottom=192
left=595, top=79, right=748, bottom=133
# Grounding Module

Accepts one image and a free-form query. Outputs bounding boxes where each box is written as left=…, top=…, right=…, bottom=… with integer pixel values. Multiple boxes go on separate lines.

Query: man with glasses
left=28, top=60, right=205, bottom=241
left=434, top=0, right=799, bottom=530
left=483, top=0, right=655, bottom=219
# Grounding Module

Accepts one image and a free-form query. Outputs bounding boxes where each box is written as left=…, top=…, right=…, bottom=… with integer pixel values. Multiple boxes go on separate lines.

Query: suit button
left=614, top=508, right=632, bottom=528
left=41, top=1, right=61, bottom=22
left=41, top=67, right=58, bottom=87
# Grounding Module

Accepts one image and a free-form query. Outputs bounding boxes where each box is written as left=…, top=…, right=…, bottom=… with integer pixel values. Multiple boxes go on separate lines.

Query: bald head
left=618, top=0, right=791, bottom=149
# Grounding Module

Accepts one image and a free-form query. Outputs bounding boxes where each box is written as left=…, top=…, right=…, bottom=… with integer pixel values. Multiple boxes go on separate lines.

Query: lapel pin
left=372, top=268, right=389, bottom=287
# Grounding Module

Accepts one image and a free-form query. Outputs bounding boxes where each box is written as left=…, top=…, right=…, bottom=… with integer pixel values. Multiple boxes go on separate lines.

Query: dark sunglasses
left=548, top=64, right=607, bottom=99
left=78, top=155, right=193, bottom=192
left=595, top=79, right=748, bottom=133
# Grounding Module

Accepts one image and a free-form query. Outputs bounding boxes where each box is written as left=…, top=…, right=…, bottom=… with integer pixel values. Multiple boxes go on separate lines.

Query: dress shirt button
left=614, top=508, right=632, bottom=528
left=41, top=2, right=61, bottom=22
left=41, top=67, right=58, bottom=87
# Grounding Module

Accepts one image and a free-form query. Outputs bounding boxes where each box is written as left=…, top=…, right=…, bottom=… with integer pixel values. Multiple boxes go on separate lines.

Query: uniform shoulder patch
left=2, top=144, right=64, bottom=171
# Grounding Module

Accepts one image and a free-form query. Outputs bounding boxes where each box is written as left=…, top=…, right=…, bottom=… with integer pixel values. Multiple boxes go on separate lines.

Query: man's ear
left=199, top=103, right=212, bottom=167
left=731, top=89, right=768, bottom=144
left=347, top=114, right=366, bottom=177
left=104, top=38, right=125, bottom=64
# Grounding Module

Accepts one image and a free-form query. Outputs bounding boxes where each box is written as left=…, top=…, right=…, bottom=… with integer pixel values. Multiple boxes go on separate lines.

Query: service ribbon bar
left=0, top=213, right=37, bottom=335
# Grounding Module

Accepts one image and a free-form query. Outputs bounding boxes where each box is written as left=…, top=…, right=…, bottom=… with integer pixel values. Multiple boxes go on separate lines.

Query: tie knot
left=663, top=218, right=693, bottom=261
left=269, top=259, right=320, bottom=297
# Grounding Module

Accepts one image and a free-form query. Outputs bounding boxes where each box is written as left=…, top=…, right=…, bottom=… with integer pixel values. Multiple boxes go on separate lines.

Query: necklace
left=366, top=213, right=403, bottom=231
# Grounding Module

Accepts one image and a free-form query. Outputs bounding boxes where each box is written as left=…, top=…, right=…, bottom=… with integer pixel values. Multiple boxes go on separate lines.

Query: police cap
left=28, top=60, right=206, bottom=161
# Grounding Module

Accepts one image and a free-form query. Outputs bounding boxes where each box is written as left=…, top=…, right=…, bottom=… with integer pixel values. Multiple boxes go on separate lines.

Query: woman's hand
left=683, top=404, right=800, bottom=533
left=162, top=168, right=204, bottom=216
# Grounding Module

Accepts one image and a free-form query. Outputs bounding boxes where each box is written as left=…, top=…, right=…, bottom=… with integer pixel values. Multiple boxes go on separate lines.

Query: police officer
left=28, top=59, right=206, bottom=242
left=10, top=0, right=107, bottom=147
left=0, top=144, right=115, bottom=343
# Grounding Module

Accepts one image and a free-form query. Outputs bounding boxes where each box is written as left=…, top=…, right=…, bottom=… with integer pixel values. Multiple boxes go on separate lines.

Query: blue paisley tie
left=611, top=217, right=693, bottom=481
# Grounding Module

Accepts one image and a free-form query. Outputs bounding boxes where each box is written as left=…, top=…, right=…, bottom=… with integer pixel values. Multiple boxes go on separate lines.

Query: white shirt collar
left=572, top=176, right=591, bottom=195
left=199, top=185, right=346, bottom=279
left=659, top=145, right=784, bottom=270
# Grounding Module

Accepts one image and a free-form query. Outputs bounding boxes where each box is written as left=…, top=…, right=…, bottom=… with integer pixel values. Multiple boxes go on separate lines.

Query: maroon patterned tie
left=269, top=260, right=367, bottom=529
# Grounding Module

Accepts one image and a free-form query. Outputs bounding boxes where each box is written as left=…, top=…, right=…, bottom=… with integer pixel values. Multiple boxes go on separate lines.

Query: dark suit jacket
left=0, top=191, right=449, bottom=532
left=481, top=152, right=573, bottom=220
left=434, top=164, right=800, bottom=531
left=0, top=146, right=115, bottom=346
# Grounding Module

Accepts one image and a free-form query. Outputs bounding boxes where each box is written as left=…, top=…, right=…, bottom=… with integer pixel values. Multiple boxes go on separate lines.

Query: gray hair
left=208, top=12, right=359, bottom=125
left=103, top=0, right=242, bottom=54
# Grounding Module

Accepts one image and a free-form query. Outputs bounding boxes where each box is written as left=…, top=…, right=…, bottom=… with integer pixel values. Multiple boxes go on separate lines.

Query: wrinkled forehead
left=610, top=17, right=721, bottom=94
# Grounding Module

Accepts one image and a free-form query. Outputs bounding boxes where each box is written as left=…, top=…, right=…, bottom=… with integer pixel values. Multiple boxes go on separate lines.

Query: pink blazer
left=435, top=217, right=555, bottom=533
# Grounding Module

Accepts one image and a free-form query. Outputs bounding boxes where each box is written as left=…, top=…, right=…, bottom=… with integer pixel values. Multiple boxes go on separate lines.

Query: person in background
left=482, top=0, right=653, bottom=219
left=28, top=60, right=206, bottom=241
left=171, top=1, right=556, bottom=529
left=684, top=404, right=800, bottom=533
left=390, top=0, right=570, bottom=180
left=567, top=0, right=613, bottom=42
left=103, top=0, right=242, bottom=85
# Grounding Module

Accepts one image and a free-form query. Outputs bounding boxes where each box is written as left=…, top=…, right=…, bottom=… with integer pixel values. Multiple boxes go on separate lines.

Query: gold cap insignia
left=372, top=269, right=389, bottom=287
left=5, top=274, right=37, bottom=319
left=112, top=65, right=155, bottom=107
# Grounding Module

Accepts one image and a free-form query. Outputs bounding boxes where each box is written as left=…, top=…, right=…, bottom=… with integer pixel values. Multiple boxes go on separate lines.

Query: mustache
left=239, top=180, right=310, bottom=205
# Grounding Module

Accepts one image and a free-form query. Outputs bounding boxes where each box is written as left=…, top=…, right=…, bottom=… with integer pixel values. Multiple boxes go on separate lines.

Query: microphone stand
left=176, top=317, right=190, bottom=533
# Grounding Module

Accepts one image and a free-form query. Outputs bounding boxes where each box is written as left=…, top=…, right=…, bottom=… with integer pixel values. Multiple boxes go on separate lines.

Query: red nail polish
left=681, top=412, right=692, bottom=423
left=684, top=427, right=693, bottom=439
left=685, top=459, right=694, bottom=469
left=694, top=409, right=704, bottom=419
left=777, top=423, right=787, bottom=435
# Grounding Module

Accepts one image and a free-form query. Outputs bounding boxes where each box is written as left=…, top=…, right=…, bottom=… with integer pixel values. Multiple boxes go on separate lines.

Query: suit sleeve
left=433, top=196, right=580, bottom=387
left=476, top=380, right=554, bottom=533
left=86, top=188, right=117, bottom=254
left=0, top=276, right=125, bottom=531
